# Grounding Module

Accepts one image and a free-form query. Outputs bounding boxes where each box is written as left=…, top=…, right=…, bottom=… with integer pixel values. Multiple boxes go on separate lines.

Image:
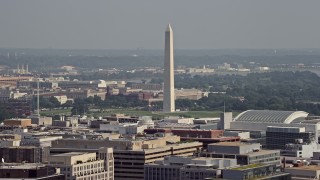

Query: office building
left=50, top=135, right=202, bottom=180
left=48, top=148, right=114, bottom=180
left=0, top=146, right=49, bottom=163
left=266, top=126, right=315, bottom=150
left=201, top=142, right=281, bottom=166
left=0, top=163, right=64, bottom=179
left=145, top=156, right=237, bottom=180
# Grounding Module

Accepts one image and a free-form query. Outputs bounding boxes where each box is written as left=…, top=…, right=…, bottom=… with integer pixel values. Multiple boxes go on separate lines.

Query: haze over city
left=1, top=1, right=320, bottom=180
left=1, top=0, right=320, bottom=49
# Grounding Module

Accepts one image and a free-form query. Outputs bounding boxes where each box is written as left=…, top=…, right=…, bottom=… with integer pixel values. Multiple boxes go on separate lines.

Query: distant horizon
left=2, top=47, right=320, bottom=51
left=1, top=1, right=320, bottom=49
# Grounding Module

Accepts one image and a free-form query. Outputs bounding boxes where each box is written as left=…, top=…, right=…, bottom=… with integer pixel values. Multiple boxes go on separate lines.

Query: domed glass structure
left=234, top=110, right=308, bottom=124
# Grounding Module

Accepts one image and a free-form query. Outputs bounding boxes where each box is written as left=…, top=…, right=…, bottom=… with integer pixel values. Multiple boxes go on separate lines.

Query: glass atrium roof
left=234, top=110, right=308, bottom=124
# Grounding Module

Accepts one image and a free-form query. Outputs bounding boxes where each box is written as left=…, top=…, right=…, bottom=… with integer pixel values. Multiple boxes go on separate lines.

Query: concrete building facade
left=48, top=149, right=114, bottom=180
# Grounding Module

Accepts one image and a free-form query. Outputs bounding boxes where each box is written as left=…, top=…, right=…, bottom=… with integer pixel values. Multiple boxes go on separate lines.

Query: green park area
left=95, top=109, right=224, bottom=119
left=39, top=109, right=72, bottom=116
left=39, top=108, right=234, bottom=120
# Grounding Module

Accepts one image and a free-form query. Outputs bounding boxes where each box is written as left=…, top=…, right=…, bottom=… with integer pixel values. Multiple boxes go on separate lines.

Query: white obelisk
left=163, top=24, right=175, bottom=112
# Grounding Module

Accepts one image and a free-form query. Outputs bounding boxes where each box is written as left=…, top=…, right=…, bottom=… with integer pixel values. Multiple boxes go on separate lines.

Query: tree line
left=37, top=71, right=320, bottom=116
left=173, top=71, right=320, bottom=115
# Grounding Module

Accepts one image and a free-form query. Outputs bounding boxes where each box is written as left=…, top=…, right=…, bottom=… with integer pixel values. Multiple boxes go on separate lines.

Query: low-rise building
left=30, top=115, right=53, bottom=126
left=284, top=165, right=320, bottom=180
left=52, top=120, right=71, bottom=127
left=20, top=136, right=63, bottom=147
left=52, top=116, right=78, bottom=128
left=223, top=164, right=290, bottom=180
left=41, top=94, right=68, bottom=104
left=162, top=117, right=194, bottom=124
left=119, top=124, right=147, bottom=135
left=201, top=142, right=281, bottom=166
left=126, top=82, right=162, bottom=91
left=0, top=76, right=32, bottom=88
left=63, top=89, right=106, bottom=100
left=3, top=118, right=31, bottom=128
left=175, top=89, right=206, bottom=100
left=104, top=114, right=139, bottom=123
left=224, top=130, right=250, bottom=140
left=281, top=142, right=318, bottom=158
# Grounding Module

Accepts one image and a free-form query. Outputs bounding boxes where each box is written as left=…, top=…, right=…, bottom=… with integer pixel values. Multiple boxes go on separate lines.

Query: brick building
left=3, top=118, right=31, bottom=128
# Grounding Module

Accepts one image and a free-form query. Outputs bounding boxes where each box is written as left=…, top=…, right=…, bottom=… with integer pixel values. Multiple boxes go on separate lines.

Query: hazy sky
left=1, top=0, right=320, bottom=49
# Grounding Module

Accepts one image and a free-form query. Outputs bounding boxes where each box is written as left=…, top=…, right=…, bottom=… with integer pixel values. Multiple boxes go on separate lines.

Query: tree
left=49, top=96, right=61, bottom=107
left=71, top=98, right=89, bottom=115
left=0, top=103, right=17, bottom=121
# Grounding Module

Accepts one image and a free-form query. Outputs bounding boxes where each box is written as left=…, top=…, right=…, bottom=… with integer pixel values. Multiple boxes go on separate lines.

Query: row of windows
left=114, top=162, right=143, bottom=165
left=114, top=171, right=143, bottom=174
left=75, top=173, right=110, bottom=180
left=73, top=162, right=105, bottom=172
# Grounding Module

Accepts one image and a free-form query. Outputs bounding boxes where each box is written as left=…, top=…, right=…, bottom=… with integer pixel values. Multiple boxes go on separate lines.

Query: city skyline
left=1, top=1, right=320, bottom=180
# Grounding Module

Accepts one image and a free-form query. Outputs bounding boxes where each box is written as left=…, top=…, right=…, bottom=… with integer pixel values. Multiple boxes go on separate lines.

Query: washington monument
left=163, top=24, right=175, bottom=112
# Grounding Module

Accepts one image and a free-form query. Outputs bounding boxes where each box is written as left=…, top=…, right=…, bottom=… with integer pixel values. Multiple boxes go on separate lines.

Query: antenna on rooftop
left=37, top=80, right=40, bottom=117
left=223, top=101, right=226, bottom=113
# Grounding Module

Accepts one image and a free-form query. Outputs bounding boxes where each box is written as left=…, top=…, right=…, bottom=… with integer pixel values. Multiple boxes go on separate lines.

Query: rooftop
left=231, top=164, right=265, bottom=170
left=51, top=152, right=87, bottom=157
left=4, top=118, right=31, bottom=121
left=0, top=163, right=46, bottom=169
left=234, top=110, right=308, bottom=124
left=209, top=142, right=256, bottom=147
left=287, top=165, right=320, bottom=171
left=246, top=149, right=280, bottom=156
